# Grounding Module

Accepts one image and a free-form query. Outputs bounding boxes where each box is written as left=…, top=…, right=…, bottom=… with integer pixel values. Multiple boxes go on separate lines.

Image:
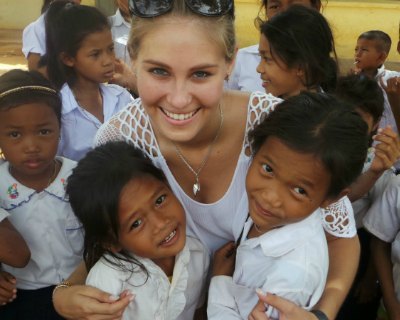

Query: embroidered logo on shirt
left=7, top=183, right=19, bottom=199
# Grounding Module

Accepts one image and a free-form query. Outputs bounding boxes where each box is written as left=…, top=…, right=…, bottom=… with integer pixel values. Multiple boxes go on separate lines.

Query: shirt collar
left=112, top=9, right=131, bottom=29
left=0, top=157, right=74, bottom=210
left=241, top=210, right=323, bottom=257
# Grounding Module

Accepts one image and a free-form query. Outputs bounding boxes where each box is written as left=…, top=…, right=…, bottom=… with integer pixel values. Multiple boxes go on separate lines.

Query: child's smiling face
left=0, top=102, right=60, bottom=189
left=246, top=136, right=334, bottom=234
left=115, top=176, right=186, bottom=268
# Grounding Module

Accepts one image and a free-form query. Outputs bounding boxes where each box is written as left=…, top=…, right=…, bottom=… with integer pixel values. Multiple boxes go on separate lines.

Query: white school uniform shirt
left=208, top=211, right=328, bottom=320
left=86, top=237, right=209, bottom=320
left=0, top=157, right=83, bottom=290
left=108, top=9, right=131, bottom=65
left=94, top=92, right=357, bottom=255
left=226, top=44, right=263, bottom=92
left=22, top=13, right=46, bottom=58
left=57, top=83, right=134, bottom=161
left=363, top=175, right=400, bottom=301
left=0, top=208, right=9, bottom=222
left=376, top=65, right=400, bottom=134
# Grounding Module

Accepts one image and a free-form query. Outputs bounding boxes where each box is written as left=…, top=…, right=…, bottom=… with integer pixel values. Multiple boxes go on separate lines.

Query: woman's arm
left=53, top=261, right=133, bottom=319
left=0, top=218, right=30, bottom=267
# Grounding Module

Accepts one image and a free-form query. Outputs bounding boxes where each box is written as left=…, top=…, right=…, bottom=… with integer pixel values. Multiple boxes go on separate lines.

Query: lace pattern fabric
left=95, top=92, right=356, bottom=238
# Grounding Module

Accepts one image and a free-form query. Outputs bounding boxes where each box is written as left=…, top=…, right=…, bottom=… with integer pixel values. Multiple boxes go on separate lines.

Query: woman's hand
left=52, top=285, right=133, bottom=320
left=248, top=290, right=318, bottom=320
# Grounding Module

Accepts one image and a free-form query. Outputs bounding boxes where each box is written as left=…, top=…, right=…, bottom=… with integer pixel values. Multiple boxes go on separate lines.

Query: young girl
left=66, top=141, right=209, bottom=320
left=256, top=4, right=337, bottom=98
left=22, top=0, right=82, bottom=73
left=226, top=0, right=322, bottom=92
left=52, top=1, right=370, bottom=319
left=45, top=0, right=134, bottom=161
left=209, top=92, right=369, bottom=319
left=0, top=69, right=83, bottom=320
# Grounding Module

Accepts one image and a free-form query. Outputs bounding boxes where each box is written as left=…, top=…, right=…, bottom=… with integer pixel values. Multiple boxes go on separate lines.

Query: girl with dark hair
left=0, top=69, right=83, bottom=320
left=256, top=5, right=337, bottom=97
left=45, top=1, right=134, bottom=161
left=227, top=0, right=322, bottom=92
left=67, top=141, right=209, bottom=319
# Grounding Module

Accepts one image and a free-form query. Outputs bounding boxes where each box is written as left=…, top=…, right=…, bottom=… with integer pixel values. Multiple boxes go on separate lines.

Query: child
left=335, top=74, right=398, bottom=320
left=226, top=0, right=322, bottom=92
left=255, top=5, right=337, bottom=98
left=208, top=92, right=369, bottom=319
left=109, top=0, right=131, bottom=65
left=66, top=141, right=210, bottom=320
left=0, top=69, right=83, bottom=319
left=45, top=1, right=134, bottom=161
left=353, top=30, right=399, bottom=134
left=22, top=0, right=81, bottom=73
left=363, top=175, right=400, bottom=320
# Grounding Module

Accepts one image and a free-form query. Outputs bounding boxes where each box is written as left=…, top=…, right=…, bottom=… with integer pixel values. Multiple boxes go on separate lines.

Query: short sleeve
left=321, top=196, right=356, bottom=238
left=0, top=209, right=9, bottom=222
left=363, top=175, right=400, bottom=243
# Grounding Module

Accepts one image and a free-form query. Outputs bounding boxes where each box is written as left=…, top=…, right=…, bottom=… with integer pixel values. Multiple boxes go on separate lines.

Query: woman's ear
left=60, top=52, right=75, bottom=67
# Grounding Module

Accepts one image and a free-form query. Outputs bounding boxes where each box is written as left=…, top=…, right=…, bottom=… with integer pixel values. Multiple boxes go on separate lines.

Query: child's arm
left=371, top=236, right=400, bottom=319
left=0, top=217, right=30, bottom=267
left=348, top=126, right=400, bottom=202
left=52, top=261, right=133, bottom=319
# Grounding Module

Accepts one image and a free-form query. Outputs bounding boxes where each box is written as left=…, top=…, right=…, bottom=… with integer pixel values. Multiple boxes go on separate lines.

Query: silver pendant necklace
left=173, top=104, right=223, bottom=196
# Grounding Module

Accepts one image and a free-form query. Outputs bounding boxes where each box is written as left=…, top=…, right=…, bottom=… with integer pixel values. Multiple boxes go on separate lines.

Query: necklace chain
left=173, top=104, right=224, bottom=196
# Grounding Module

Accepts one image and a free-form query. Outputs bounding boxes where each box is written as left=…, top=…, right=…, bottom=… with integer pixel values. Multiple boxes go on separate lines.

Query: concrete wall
left=0, top=0, right=95, bottom=30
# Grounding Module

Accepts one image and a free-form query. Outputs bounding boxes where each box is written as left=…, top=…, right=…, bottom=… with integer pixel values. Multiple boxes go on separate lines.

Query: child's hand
left=380, top=76, right=400, bottom=96
left=110, top=59, right=137, bottom=95
left=212, top=241, right=236, bottom=277
left=370, top=126, right=400, bottom=174
left=0, top=271, right=17, bottom=305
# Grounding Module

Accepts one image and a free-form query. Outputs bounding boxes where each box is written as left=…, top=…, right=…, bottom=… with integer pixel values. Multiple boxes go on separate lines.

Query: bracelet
left=52, top=280, right=72, bottom=299
left=310, top=310, right=329, bottom=320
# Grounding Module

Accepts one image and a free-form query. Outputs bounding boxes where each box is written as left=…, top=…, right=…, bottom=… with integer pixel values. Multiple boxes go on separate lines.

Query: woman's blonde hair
left=128, top=0, right=236, bottom=62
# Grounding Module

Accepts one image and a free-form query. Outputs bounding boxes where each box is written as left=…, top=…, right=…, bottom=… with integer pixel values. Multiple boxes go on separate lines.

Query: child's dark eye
left=8, top=131, right=20, bottom=138
left=39, top=129, right=51, bottom=135
left=155, top=194, right=166, bottom=206
left=294, top=187, right=307, bottom=196
left=131, top=219, right=142, bottom=229
left=262, top=163, right=273, bottom=174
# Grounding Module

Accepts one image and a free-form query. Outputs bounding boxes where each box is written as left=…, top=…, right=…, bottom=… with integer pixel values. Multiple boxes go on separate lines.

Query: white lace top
left=95, top=91, right=356, bottom=254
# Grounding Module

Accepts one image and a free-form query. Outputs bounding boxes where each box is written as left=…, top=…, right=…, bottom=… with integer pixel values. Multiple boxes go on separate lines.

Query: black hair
left=45, top=1, right=110, bottom=89
left=0, top=69, right=61, bottom=125
left=250, top=92, right=369, bottom=198
left=259, top=5, right=338, bottom=93
left=358, top=30, right=392, bottom=54
left=335, top=74, right=384, bottom=125
left=67, top=141, right=168, bottom=277
left=41, top=0, right=53, bottom=13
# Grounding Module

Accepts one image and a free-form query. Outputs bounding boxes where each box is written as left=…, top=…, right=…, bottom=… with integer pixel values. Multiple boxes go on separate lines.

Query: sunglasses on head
left=128, top=0, right=233, bottom=18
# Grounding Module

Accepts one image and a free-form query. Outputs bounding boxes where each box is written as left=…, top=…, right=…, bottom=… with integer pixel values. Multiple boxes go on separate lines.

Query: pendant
left=193, top=178, right=200, bottom=196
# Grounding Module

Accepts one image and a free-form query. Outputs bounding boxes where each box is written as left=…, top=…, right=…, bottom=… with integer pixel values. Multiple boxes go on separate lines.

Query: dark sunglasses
left=128, top=0, right=233, bottom=18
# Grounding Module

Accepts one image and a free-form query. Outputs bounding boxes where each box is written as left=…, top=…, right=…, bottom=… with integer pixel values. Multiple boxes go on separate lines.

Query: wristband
left=52, top=280, right=72, bottom=299
left=310, top=310, right=329, bottom=320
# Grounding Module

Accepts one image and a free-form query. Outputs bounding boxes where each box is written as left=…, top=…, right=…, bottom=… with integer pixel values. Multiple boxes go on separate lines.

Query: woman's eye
left=193, top=71, right=210, bottom=79
left=262, top=163, right=273, bottom=174
left=155, top=194, right=166, bottom=206
left=131, top=219, right=142, bottom=229
left=294, top=187, right=307, bottom=196
left=150, top=68, right=169, bottom=76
